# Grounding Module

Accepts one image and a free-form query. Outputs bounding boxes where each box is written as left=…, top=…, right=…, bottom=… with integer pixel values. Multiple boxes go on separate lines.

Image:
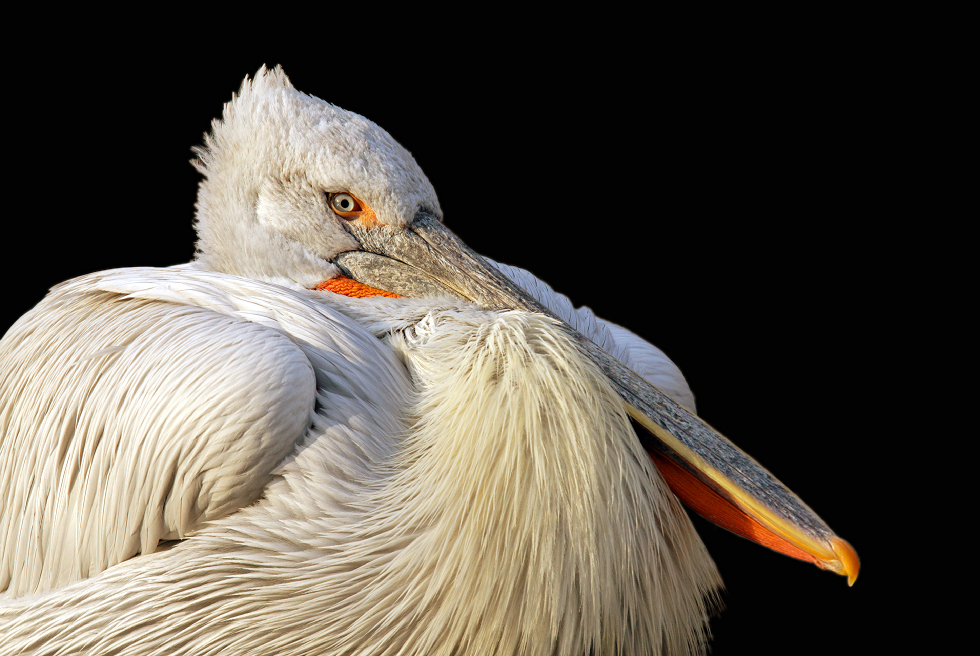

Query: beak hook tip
left=830, top=536, right=860, bottom=586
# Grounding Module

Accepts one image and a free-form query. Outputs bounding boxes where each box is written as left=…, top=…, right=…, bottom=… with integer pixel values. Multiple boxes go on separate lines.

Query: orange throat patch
left=314, top=276, right=402, bottom=299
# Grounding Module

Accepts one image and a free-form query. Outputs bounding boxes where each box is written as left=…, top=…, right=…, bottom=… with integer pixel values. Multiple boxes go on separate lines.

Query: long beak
left=334, top=212, right=859, bottom=585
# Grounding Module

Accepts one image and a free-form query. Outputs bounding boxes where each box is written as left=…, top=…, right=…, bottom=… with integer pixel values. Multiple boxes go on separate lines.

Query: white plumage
left=0, top=66, right=854, bottom=655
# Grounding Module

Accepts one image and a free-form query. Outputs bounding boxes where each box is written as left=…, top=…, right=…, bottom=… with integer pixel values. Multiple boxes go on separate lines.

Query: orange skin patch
left=650, top=451, right=822, bottom=566
left=354, top=207, right=381, bottom=229
left=315, top=276, right=401, bottom=298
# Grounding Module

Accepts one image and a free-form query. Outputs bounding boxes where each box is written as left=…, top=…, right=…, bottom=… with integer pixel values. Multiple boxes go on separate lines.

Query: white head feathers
left=191, top=65, right=442, bottom=289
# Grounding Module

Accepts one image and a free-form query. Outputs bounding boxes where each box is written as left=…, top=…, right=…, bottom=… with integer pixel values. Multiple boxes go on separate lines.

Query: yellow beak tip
left=830, top=536, right=860, bottom=586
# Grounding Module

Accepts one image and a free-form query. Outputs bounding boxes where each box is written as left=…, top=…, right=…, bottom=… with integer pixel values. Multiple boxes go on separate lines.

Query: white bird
left=0, top=66, right=857, bottom=656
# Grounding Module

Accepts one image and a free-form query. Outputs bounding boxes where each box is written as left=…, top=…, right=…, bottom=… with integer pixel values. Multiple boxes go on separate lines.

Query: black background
left=4, top=27, right=899, bottom=653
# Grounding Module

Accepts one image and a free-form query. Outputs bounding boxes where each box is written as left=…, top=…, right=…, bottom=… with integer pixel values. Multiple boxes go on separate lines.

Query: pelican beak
left=333, top=211, right=859, bottom=586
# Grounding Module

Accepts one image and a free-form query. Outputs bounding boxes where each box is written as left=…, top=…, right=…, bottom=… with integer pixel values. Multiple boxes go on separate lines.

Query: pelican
left=0, top=66, right=857, bottom=655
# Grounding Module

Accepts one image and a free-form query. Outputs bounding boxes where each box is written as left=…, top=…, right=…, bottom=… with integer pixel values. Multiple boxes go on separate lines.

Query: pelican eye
left=330, top=192, right=360, bottom=216
left=327, top=191, right=379, bottom=227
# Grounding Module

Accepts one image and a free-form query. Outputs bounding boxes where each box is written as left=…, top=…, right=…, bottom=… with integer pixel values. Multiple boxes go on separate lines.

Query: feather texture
left=1, top=266, right=718, bottom=655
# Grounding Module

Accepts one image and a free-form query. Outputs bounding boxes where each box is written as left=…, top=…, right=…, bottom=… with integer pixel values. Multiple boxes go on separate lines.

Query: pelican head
left=192, top=66, right=441, bottom=289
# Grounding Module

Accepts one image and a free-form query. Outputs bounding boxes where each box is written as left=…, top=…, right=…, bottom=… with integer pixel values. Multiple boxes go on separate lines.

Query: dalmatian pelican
left=0, top=66, right=858, bottom=655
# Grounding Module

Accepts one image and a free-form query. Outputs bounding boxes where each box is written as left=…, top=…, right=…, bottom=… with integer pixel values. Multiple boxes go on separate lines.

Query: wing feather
left=0, top=277, right=316, bottom=597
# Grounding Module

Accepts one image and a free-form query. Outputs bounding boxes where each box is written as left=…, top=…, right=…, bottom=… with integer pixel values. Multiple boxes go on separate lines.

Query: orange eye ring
left=329, top=192, right=362, bottom=218
left=327, top=191, right=380, bottom=227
